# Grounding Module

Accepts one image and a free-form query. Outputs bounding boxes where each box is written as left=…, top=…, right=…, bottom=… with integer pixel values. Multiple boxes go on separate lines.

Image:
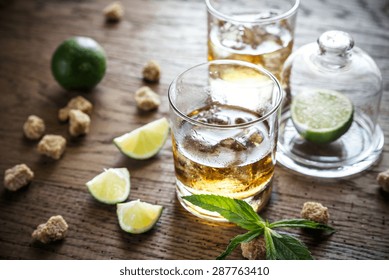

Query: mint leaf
left=217, top=229, right=262, bottom=260
left=264, top=228, right=277, bottom=260
left=271, top=232, right=313, bottom=260
left=183, top=195, right=264, bottom=231
left=184, top=195, right=334, bottom=260
left=269, top=219, right=335, bottom=234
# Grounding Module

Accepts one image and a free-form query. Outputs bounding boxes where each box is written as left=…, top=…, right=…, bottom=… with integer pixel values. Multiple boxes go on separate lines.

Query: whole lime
left=51, top=36, right=107, bottom=90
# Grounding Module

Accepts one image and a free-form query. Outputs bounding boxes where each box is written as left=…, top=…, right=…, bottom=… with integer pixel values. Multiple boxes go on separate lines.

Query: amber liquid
left=208, top=17, right=293, bottom=80
left=173, top=141, right=274, bottom=199
left=173, top=103, right=275, bottom=203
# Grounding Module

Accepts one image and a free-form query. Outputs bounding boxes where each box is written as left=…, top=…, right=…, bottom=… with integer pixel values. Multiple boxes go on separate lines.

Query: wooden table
left=0, top=0, right=388, bottom=260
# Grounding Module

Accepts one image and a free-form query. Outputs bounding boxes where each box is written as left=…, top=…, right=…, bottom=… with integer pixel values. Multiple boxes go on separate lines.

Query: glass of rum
left=168, top=60, right=283, bottom=221
left=206, top=0, right=300, bottom=80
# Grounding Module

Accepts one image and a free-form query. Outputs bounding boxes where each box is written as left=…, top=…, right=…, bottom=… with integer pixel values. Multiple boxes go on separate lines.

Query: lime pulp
left=117, top=200, right=163, bottom=234
left=291, top=89, right=354, bottom=144
left=86, top=168, right=130, bottom=204
left=113, top=118, right=170, bottom=160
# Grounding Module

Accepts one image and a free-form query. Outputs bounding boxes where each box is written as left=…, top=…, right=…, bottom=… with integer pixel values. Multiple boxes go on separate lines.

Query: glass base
left=277, top=111, right=384, bottom=179
left=176, top=179, right=272, bottom=222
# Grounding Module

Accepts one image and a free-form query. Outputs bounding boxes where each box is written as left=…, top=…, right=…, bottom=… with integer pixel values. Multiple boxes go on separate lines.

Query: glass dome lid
left=277, top=30, right=384, bottom=179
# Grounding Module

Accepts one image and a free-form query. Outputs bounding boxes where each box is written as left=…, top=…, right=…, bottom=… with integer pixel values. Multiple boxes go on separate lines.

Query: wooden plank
left=0, top=0, right=388, bottom=260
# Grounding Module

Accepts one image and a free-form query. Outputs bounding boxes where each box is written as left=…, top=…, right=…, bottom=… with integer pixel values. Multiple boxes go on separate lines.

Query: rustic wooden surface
left=0, top=0, right=388, bottom=260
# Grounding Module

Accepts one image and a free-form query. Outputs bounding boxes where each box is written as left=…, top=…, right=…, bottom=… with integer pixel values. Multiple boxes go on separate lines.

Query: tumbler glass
left=206, top=0, right=300, bottom=79
left=168, top=60, right=283, bottom=221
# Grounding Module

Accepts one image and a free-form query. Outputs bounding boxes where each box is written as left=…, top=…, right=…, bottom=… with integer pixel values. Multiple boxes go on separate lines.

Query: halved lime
left=291, top=89, right=354, bottom=144
left=117, top=200, right=163, bottom=234
left=86, top=168, right=130, bottom=204
left=113, top=118, right=170, bottom=159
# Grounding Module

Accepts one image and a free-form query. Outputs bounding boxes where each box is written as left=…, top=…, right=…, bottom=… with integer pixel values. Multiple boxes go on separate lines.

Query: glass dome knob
left=315, top=30, right=355, bottom=69
left=318, top=30, right=354, bottom=55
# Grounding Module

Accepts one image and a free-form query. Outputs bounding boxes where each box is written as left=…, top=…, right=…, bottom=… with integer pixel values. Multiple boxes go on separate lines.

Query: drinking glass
left=168, top=60, right=283, bottom=221
left=206, top=0, right=300, bottom=79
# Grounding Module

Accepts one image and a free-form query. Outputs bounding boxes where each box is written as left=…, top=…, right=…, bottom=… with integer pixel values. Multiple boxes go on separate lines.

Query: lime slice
left=113, top=118, right=170, bottom=159
left=291, top=89, right=354, bottom=144
left=86, top=168, right=130, bottom=204
left=117, top=200, right=163, bottom=234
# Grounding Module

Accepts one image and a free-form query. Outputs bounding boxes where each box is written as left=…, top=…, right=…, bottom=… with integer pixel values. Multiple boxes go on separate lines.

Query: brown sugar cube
left=241, top=236, right=266, bottom=260
left=69, top=109, right=91, bottom=137
left=37, top=135, right=66, bottom=160
left=4, top=164, right=34, bottom=191
left=23, top=115, right=45, bottom=140
left=142, top=60, right=161, bottom=83
left=377, top=169, right=389, bottom=193
left=301, top=201, right=329, bottom=224
left=32, top=215, right=68, bottom=244
left=134, top=86, right=161, bottom=111
left=103, top=1, right=124, bottom=22
left=58, top=96, right=93, bottom=122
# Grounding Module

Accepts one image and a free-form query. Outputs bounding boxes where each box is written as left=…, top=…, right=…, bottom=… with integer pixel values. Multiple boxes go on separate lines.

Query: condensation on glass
left=206, top=0, right=300, bottom=79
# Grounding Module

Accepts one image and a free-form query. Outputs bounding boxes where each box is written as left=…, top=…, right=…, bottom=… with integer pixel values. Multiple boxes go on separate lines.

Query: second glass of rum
left=206, top=0, right=300, bottom=80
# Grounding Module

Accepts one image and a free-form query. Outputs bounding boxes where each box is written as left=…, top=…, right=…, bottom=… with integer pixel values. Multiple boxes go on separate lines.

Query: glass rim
left=205, top=0, right=300, bottom=25
left=168, top=60, right=284, bottom=129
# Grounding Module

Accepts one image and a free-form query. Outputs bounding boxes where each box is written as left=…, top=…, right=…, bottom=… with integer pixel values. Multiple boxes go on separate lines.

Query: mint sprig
left=183, top=194, right=335, bottom=260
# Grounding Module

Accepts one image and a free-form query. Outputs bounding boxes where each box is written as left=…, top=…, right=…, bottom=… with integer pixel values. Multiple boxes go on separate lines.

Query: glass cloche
left=277, top=30, right=384, bottom=178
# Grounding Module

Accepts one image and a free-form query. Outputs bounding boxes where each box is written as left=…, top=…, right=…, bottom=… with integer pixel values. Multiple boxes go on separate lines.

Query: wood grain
left=0, top=0, right=388, bottom=260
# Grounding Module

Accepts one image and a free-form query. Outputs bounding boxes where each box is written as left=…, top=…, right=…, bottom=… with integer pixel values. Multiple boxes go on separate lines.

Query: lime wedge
left=86, top=168, right=130, bottom=204
left=113, top=118, right=170, bottom=159
left=291, top=89, right=354, bottom=144
left=117, top=200, right=163, bottom=234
